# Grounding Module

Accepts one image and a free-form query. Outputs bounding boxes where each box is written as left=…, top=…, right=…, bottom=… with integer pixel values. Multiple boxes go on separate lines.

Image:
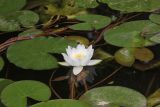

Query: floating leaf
left=80, top=86, right=147, bottom=107
left=31, top=99, right=91, bottom=107
left=0, top=0, right=26, bottom=15
left=100, top=0, right=160, bottom=12
left=18, top=29, right=43, bottom=37
left=7, top=10, right=39, bottom=28
left=7, top=37, right=76, bottom=70
left=65, top=36, right=89, bottom=46
left=134, top=48, right=154, bottom=63
left=149, top=13, right=160, bottom=25
left=1, top=80, right=51, bottom=107
left=104, top=20, right=160, bottom=47
left=0, top=79, right=14, bottom=107
left=115, top=48, right=135, bottom=67
left=74, top=0, right=99, bottom=8
left=70, top=14, right=111, bottom=30
left=94, top=48, right=113, bottom=61
left=150, top=33, right=160, bottom=43
left=0, top=16, right=20, bottom=32
left=148, top=89, right=160, bottom=107
left=0, top=57, right=4, bottom=71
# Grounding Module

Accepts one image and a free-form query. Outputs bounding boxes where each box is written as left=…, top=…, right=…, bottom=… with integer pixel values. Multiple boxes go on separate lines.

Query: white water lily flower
left=59, top=44, right=102, bottom=75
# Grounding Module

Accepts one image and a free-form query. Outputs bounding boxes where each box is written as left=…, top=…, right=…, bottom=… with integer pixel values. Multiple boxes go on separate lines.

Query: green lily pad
left=0, top=16, right=20, bottom=32
left=80, top=86, right=147, bottom=107
left=1, top=80, right=51, bottom=107
left=104, top=20, right=160, bottom=47
left=149, top=14, right=160, bottom=25
left=7, top=37, right=76, bottom=70
left=18, top=29, right=43, bottom=37
left=148, top=89, right=160, bottom=107
left=0, top=0, right=26, bottom=15
left=115, top=48, right=135, bottom=67
left=100, top=0, right=160, bottom=12
left=150, top=33, right=160, bottom=43
left=74, top=0, right=99, bottom=8
left=0, top=79, right=14, bottom=107
left=31, top=99, right=91, bottom=107
left=70, top=14, right=111, bottom=31
left=0, top=57, right=4, bottom=71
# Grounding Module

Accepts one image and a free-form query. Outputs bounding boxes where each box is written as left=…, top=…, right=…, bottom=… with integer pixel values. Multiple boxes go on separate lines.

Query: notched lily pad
left=31, top=99, right=91, bottom=107
left=7, top=37, right=76, bottom=70
left=80, top=86, right=147, bottom=107
left=1, top=80, right=51, bottom=107
left=70, top=14, right=111, bottom=31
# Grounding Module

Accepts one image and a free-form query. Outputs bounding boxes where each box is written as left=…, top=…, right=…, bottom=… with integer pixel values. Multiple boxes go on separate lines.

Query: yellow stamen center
left=72, top=53, right=85, bottom=60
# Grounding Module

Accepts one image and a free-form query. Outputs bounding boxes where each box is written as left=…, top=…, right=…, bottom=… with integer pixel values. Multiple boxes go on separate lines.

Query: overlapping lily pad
left=1, top=80, right=51, bottom=107
left=149, top=14, right=160, bottom=25
left=80, top=86, right=147, bottom=107
left=104, top=20, right=160, bottom=47
left=0, top=0, right=26, bottom=15
left=74, top=0, right=99, bottom=8
left=7, top=37, right=76, bottom=70
left=70, top=14, right=111, bottom=30
left=31, top=99, right=91, bottom=107
left=100, top=0, right=160, bottom=12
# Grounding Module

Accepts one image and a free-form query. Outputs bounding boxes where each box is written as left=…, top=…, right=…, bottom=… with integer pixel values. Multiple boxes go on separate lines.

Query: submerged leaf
left=18, top=29, right=43, bottom=37
left=7, top=37, right=76, bottom=70
left=1, top=80, right=51, bottom=107
left=0, top=57, right=4, bottom=71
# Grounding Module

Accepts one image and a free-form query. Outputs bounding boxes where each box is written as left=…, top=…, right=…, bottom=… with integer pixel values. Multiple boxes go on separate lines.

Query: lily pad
left=7, top=37, right=76, bottom=70
left=0, top=79, right=14, bottom=107
left=74, top=0, right=99, bottom=8
left=148, top=89, right=160, bottom=107
left=150, top=33, right=160, bottom=43
left=0, top=57, right=4, bottom=71
left=70, top=14, right=111, bottom=31
left=0, top=16, right=20, bottom=32
left=31, top=99, right=91, bottom=107
left=80, top=86, right=147, bottom=107
left=1, top=80, right=51, bottom=107
left=18, top=29, right=43, bottom=37
left=104, top=20, right=160, bottom=47
left=114, top=48, right=135, bottom=67
left=100, top=0, right=160, bottom=12
left=0, top=0, right=26, bottom=15
left=149, top=13, right=160, bottom=25
left=134, top=48, right=154, bottom=63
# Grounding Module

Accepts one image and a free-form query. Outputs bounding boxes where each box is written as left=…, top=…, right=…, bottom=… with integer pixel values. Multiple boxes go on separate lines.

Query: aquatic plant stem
left=49, top=71, right=62, bottom=99
left=83, top=79, right=88, bottom=92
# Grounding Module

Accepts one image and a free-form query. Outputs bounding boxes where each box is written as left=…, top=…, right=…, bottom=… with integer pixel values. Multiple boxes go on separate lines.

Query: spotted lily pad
left=80, top=86, right=147, bottom=107
left=104, top=20, right=160, bottom=47
left=69, top=14, right=111, bottom=31
left=7, top=37, right=76, bottom=70
left=1, top=80, right=51, bottom=107
left=31, top=99, right=91, bottom=107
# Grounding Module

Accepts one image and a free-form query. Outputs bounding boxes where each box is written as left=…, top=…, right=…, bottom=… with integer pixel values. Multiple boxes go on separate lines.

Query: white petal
left=73, top=66, right=83, bottom=75
left=87, top=59, right=102, bottom=66
left=62, top=53, right=73, bottom=65
left=58, top=62, right=70, bottom=66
